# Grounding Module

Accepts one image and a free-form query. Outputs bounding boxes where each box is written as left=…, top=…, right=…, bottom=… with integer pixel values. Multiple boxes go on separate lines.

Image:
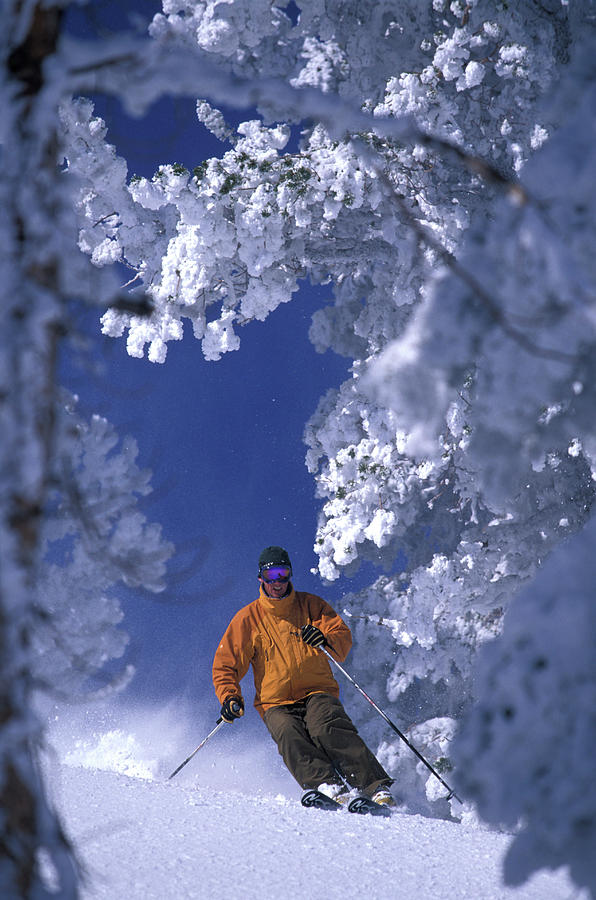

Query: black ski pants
left=263, top=692, right=393, bottom=794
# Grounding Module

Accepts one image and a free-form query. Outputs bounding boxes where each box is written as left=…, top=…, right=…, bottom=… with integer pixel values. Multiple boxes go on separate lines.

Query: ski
left=301, top=789, right=342, bottom=811
left=347, top=795, right=392, bottom=817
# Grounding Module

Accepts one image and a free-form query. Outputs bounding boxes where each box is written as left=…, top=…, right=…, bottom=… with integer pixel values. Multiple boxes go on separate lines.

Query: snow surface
left=41, top=706, right=585, bottom=900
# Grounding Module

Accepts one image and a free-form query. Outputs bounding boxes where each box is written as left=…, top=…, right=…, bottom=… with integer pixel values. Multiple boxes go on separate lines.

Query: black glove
left=301, top=624, right=327, bottom=648
left=221, top=695, right=244, bottom=723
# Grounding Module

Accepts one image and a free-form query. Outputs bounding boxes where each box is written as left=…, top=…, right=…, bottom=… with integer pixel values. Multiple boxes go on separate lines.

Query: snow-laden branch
left=62, top=31, right=527, bottom=200
left=63, top=34, right=411, bottom=140
left=348, top=134, right=573, bottom=366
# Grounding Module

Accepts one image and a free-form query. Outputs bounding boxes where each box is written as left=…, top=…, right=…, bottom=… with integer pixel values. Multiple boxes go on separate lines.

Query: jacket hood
left=258, top=583, right=295, bottom=617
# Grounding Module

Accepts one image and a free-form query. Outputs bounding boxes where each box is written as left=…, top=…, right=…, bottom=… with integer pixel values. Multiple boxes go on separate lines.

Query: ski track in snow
left=45, top=764, right=581, bottom=900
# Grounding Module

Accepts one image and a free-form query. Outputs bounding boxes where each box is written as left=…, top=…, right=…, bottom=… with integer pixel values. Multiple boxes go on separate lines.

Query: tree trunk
left=1, top=2, right=78, bottom=895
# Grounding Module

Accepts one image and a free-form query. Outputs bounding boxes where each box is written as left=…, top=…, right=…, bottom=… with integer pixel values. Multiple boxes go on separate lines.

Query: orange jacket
left=212, top=586, right=352, bottom=717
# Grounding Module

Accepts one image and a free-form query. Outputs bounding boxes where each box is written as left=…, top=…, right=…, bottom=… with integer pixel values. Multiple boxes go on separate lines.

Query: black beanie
left=258, top=546, right=292, bottom=572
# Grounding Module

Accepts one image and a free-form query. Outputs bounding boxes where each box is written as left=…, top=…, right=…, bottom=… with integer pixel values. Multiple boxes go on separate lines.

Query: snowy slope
left=44, top=760, right=583, bottom=900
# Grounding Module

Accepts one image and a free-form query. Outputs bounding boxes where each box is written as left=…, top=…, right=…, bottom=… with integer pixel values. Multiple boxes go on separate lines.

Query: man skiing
left=212, top=546, right=395, bottom=807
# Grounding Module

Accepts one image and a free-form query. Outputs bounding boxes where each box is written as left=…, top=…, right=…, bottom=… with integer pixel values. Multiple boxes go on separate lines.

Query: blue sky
left=67, top=285, right=358, bottom=703
left=62, top=0, right=381, bottom=710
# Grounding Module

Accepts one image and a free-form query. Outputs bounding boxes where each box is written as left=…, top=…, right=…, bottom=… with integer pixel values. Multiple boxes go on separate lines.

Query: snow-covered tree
left=33, top=401, right=173, bottom=701
left=26, top=0, right=596, bottom=894
left=0, top=3, right=176, bottom=893
left=454, top=515, right=596, bottom=899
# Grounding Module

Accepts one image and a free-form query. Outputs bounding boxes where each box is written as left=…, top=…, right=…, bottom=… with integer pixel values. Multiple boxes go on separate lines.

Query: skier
left=212, top=546, right=395, bottom=807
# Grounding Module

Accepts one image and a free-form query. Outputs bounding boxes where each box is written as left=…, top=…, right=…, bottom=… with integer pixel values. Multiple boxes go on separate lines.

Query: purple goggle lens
left=261, top=566, right=292, bottom=584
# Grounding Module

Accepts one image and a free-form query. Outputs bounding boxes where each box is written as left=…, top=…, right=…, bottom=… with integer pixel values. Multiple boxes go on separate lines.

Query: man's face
left=259, top=565, right=292, bottom=599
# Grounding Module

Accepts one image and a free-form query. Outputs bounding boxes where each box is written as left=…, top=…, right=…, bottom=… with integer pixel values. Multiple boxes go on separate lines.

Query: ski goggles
left=260, top=565, right=292, bottom=584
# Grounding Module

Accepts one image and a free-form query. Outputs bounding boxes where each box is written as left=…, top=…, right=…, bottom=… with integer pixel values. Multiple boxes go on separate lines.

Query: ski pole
left=168, top=719, right=225, bottom=780
left=168, top=700, right=241, bottom=780
left=321, top=646, right=462, bottom=804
